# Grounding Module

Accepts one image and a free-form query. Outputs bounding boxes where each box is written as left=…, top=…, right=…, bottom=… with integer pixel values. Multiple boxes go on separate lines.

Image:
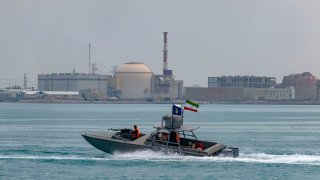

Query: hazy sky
left=1, top=0, right=320, bottom=88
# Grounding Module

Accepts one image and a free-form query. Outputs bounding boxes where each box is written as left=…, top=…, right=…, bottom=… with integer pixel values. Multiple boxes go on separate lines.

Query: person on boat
left=161, top=132, right=168, bottom=142
left=132, top=125, right=141, bottom=140
left=175, top=131, right=180, bottom=143
left=169, top=131, right=180, bottom=144
left=195, top=142, right=204, bottom=150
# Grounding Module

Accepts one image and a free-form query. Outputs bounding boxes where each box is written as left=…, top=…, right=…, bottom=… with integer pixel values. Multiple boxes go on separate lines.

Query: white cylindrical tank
left=115, top=62, right=153, bottom=99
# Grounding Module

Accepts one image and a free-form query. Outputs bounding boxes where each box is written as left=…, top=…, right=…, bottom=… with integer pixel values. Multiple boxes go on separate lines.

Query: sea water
left=0, top=103, right=319, bottom=179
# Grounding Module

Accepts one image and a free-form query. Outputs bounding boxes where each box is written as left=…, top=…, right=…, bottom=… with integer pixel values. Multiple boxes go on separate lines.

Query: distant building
left=208, top=76, right=276, bottom=88
left=153, top=75, right=183, bottom=100
left=282, top=72, right=318, bottom=100
left=184, top=87, right=295, bottom=101
left=253, top=87, right=295, bottom=100
left=37, top=62, right=184, bottom=101
left=113, top=62, right=153, bottom=99
left=79, top=89, right=106, bottom=100
left=38, top=73, right=108, bottom=92
left=184, top=87, right=246, bottom=101
left=21, top=90, right=81, bottom=102
left=0, top=89, right=24, bottom=101
left=109, top=62, right=183, bottom=100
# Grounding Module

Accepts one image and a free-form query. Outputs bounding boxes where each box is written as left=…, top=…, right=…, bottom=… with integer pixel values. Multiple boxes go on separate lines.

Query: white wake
left=112, top=150, right=320, bottom=165
left=1, top=150, right=320, bottom=165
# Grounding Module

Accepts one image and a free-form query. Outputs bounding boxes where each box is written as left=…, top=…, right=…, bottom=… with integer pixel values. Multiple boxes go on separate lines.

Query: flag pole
left=171, top=79, right=174, bottom=129
left=182, top=98, right=185, bottom=125
left=171, top=105, right=174, bottom=129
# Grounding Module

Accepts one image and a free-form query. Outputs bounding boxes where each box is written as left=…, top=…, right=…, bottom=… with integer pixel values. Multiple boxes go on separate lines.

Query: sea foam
left=1, top=151, right=320, bottom=165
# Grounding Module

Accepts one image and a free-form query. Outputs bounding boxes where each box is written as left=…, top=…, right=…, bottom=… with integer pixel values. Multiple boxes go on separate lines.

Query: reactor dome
left=115, top=62, right=153, bottom=99
left=115, top=62, right=153, bottom=73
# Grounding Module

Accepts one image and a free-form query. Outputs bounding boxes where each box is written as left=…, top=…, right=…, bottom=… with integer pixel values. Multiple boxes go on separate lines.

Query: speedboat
left=82, top=114, right=239, bottom=157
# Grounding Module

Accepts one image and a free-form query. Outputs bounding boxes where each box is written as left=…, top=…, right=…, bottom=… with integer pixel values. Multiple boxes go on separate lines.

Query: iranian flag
left=184, top=99, right=199, bottom=112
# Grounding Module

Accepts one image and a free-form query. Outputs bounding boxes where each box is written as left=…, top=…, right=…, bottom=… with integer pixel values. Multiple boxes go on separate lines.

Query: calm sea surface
left=0, top=103, right=320, bottom=179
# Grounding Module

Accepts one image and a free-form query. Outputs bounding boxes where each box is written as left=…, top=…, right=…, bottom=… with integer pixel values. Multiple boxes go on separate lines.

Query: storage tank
left=115, top=62, right=153, bottom=99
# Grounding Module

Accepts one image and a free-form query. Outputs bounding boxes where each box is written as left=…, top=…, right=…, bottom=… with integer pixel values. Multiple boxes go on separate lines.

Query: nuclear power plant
left=113, top=62, right=153, bottom=99
left=107, top=32, right=183, bottom=100
left=37, top=32, right=183, bottom=101
left=14, top=32, right=315, bottom=104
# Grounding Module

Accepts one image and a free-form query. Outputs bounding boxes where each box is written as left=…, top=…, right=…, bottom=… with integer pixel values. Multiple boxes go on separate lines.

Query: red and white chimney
left=163, top=32, right=168, bottom=71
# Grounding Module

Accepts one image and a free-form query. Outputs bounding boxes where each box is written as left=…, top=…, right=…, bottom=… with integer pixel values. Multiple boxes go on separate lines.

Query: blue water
left=0, top=103, right=319, bottom=179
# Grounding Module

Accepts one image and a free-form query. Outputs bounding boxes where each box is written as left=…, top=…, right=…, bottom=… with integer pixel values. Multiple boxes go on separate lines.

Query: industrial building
left=282, top=72, right=318, bottom=100
left=107, top=61, right=183, bottom=100
left=185, top=74, right=294, bottom=101
left=106, top=32, right=183, bottom=100
left=153, top=74, right=183, bottom=100
left=38, top=73, right=108, bottom=92
left=152, top=32, right=183, bottom=100
left=113, top=62, right=153, bottom=99
left=252, top=87, right=295, bottom=100
left=184, top=87, right=246, bottom=101
left=0, top=89, right=24, bottom=101
left=37, top=32, right=183, bottom=101
left=184, top=86, right=295, bottom=101
left=208, top=76, right=276, bottom=88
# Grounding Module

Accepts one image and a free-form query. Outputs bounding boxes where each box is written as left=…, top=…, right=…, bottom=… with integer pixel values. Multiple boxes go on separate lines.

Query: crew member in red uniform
left=132, top=125, right=141, bottom=140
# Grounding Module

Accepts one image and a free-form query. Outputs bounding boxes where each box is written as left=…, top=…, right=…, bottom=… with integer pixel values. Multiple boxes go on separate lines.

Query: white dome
left=115, top=62, right=153, bottom=73
left=115, top=62, right=153, bottom=99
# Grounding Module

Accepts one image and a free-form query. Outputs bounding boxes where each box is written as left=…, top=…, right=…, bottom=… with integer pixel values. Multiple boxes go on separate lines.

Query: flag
left=172, top=104, right=183, bottom=116
left=184, top=99, right=199, bottom=112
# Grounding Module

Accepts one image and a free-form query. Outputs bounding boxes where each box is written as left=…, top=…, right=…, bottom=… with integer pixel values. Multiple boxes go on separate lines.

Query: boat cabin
left=143, top=115, right=224, bottom=155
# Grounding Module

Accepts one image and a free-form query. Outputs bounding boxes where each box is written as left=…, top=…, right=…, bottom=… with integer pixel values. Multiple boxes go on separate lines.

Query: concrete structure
left=208, top=76, right=276, bottom=88
left=184, top=87, right=295, bottom=101
left=0, top=89, right=24, bottom=101
left=23, top=90, right=79, bottom=98
left=163, top=32, right=168, bottom=71
left=282, top=72, right=318, bottom=99
left=153, top=75, right=183, bottom=100
left=317, top=80, right=320, bottom=98
left=37, top=33, right=184, bottom=101
left=151, top=32, right=183, bottom=100
left=21, top=90, right=81, bottom=102
left=106, top=75, right=118, bottom=98
left=79, top=89, right=106, bottom=100
left=114, top=62, right=153, bottom=99
left=38, top=73, right=108, bottom=92
left=109, top=32, right=184, bottom=100
left=184, top=87, right=246, bottom=101
left=111, top=62, right=184, bottom=100
left=253, top=87, right=295, bottom=100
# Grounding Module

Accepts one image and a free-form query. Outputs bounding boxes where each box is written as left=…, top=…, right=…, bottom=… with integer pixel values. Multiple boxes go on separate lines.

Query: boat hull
left=82, top=133, right=239, bottom=157
left=82, top=133, right=146, bottom=154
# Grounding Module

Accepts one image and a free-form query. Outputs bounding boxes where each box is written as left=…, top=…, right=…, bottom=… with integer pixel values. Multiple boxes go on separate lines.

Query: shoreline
left=2, top=99, right=320, bottom=105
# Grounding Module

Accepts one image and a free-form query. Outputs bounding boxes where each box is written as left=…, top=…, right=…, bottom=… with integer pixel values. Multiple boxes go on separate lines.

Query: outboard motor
left=220, top=147, right=239, bottom=157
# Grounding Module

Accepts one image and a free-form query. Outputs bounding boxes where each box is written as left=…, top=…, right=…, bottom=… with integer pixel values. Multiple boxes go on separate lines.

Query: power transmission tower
left=23, top=73, right=27, bottom=89
left=91, top=63, right=98, bottom=75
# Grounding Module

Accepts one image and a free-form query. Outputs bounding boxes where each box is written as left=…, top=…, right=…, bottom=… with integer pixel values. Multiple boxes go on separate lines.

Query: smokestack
left=163, top=32, right=168, bottom=71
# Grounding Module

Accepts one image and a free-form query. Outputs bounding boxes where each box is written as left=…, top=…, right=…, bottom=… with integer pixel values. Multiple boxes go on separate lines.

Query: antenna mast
left=89, top=43, right=91, bottom=74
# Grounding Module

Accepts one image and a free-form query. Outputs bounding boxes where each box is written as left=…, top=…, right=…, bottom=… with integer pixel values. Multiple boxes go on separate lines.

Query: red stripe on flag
left=184, top=106, right=197, bottom=112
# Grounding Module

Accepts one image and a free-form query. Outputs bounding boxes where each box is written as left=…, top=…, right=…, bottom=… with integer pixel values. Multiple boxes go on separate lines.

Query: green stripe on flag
left=186, top=99, right=199, bottom=108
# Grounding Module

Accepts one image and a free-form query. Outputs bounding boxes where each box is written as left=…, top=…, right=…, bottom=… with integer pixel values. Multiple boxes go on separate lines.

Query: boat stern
left=219, top=147, right=239, bottom=157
